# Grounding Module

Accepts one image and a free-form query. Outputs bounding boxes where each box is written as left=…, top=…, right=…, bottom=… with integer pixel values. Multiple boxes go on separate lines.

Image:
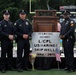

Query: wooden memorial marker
left=32, top=10, right=58, bottom=32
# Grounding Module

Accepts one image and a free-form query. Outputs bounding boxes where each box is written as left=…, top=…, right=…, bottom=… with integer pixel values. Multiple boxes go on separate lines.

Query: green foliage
left=61, top=0, right=75, bottom=5
left=7, top=7, right=19, bottom=22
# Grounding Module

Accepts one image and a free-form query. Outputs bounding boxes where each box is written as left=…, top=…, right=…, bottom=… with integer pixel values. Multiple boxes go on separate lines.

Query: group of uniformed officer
left=0, top=10, right=33, bottom=73
left=0, top=9, right=75, bottom=73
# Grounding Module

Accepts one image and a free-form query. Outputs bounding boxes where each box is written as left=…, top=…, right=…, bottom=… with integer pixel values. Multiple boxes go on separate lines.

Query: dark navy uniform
left=0, top=10, right=14, bottom=72
left=60, top=10, right=75, bottom=72
left=14, top=10, right=33, bottom=71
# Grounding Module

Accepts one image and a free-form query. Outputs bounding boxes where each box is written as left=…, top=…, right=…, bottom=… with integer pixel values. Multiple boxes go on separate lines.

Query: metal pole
left=57, top=61, right=60, bottom=70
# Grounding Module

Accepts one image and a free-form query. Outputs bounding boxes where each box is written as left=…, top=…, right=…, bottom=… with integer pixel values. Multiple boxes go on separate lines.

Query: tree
left=0, top=0, right=15, bottom=21
left=61, top=0, right=75, bottom=5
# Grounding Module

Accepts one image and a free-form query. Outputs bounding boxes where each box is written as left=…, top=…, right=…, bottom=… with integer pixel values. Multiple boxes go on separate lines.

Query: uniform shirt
left=0, top=20, right=14, bottom=39
left=14, top=19, right=33, bottom=40
left=60, top=18, right=75, bottom=38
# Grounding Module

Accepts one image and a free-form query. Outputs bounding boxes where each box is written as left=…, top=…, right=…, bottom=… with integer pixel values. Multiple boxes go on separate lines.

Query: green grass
left=0, top=69, right=76, bottom=75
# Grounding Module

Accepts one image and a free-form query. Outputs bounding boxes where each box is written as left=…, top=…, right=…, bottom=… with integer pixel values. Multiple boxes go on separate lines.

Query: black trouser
left=1, top=40, right=13, bottom=70
left=16, top=39, right=30, bottom=69
left=62, top=38, right=75, bottom=69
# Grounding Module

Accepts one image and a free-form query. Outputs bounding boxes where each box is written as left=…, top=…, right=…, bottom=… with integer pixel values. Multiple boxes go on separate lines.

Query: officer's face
left=63, top=14, right=69, bottom=19
left=19, top=14, right=26, bottom=20
left=3, top=14, right=10, bottom=20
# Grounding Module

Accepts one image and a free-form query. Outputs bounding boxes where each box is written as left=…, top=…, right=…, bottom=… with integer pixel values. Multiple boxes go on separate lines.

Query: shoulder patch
left=70, top=21, right=74, bottom=26
left=14, top=23, right=17, bottom=26
left=70, top=21, right=74, bottom=23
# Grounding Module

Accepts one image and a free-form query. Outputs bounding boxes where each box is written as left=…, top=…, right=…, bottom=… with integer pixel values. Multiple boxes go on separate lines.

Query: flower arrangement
left=29, top=53, right=37, bottom=71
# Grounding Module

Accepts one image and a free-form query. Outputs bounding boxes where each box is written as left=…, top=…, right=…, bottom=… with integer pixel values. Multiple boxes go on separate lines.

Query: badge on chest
left=19, top=24, right=22, bottom=26
left=4, top=25, right=7, bottom=27
left=65, top=21, right=69, bottom=25
left=26, top=22, right=29, bottom=25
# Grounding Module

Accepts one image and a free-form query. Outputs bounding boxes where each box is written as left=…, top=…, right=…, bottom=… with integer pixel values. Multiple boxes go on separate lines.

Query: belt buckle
left=67, top=39, right=69, bottom=42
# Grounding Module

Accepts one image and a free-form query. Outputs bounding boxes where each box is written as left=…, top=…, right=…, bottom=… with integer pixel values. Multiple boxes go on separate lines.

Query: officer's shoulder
left=0, top=20, right=2, bottom=23
left=0, top=20, right=5, bottom=27
left=26, top=19, right=32, bottom=25
left=0, top=20, right=4, bottom=24
left=69, top=19, right=75, bottom=26
left=26, top=19, right=30, bottom=22
left=14, top=19, right=20, bottom=26
left=15, top=19, right=20, bottom=23
left=70, top=19, right=75, bottom=24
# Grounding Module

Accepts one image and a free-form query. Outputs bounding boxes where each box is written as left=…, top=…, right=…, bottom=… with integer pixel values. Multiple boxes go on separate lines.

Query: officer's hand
left=60, top=35, right=63, bottom=39
left=62, top=35, right=65, bottom=38
left=9, top=35, right=14, bottom=40
left=23, top=34, right=28, bottom=39
left=60, top=35, right=65, bottom=39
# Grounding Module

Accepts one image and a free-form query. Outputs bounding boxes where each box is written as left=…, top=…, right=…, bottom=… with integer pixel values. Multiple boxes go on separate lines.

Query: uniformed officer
left=14, top=10, right=33, bottom=72
left=0, top=10, right=14, bottom=73
left=60, top=10, right=75, bottom=72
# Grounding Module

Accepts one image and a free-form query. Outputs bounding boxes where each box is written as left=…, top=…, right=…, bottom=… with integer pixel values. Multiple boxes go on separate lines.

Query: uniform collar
left=20, top=19, right=26, bottom=22
left=3, top=19, right=9, bottom=23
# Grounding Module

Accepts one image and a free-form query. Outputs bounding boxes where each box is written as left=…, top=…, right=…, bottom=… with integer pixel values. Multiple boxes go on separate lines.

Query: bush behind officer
left=60, top=10, right=75, bottom=72
left=0, top=10, right=14, bottom=73
left=14, top=10, right=33, bottom=72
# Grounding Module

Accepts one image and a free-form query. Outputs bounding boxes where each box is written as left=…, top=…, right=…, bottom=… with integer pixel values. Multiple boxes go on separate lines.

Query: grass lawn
left=0, top=69, right=76, bottom=75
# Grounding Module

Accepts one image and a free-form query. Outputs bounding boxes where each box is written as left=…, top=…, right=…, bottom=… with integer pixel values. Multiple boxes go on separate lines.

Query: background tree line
left=0, top=0, right=75, bottom=22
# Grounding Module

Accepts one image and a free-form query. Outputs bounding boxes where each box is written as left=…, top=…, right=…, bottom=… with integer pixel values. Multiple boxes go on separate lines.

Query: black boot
left=1, top=69, right=6, bottom=73
left=17, top=68, right=23, bottom=72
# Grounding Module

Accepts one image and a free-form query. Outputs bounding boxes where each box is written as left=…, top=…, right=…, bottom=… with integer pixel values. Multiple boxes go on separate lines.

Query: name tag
left=4, top=25, right=7, bottom=27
